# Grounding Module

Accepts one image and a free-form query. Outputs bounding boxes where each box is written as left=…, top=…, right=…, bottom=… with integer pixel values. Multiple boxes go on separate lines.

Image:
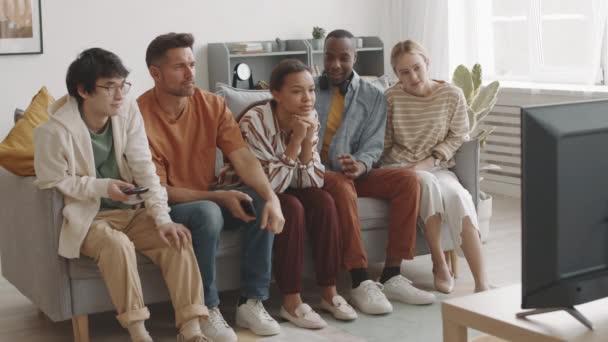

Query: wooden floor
left=0, top=194, right=522, bottom=342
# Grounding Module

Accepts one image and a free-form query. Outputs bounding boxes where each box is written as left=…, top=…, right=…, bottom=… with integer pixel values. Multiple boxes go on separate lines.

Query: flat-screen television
left=521, top=99, right=608, bottom=327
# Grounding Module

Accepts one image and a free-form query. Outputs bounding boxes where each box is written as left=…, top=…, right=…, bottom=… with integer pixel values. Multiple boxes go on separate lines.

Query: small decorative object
left=356, top=37, right=363, bottom=49
left=275, top=37, right=286, bottom=51
left=452, top=63, right=501, bottom=242
left=232, top=63, right=254, bottom=89
left=311, top=26, right=326, bottom=51
left=0, top=0, right=43, bottom=55
left=255, top=80, right=269, bottom=90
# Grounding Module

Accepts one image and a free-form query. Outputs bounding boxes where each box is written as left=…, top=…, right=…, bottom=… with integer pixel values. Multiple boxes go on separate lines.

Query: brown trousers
left=323, top=168, right=420, bottom=270
left=80, top=209, right=208, bottom=328
left=273, top=188, right=341, bottom=294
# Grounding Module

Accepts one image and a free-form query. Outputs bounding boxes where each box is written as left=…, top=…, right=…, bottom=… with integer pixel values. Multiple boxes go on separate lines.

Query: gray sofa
left=0, top=97, right=479, bottom=341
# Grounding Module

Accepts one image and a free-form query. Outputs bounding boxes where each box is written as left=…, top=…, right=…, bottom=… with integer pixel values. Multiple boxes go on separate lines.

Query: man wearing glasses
left=33, top=48, right=209, bottom=342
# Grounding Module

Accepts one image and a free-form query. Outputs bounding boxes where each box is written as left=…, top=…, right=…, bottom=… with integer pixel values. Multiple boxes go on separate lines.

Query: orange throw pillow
left=0, top=87, right=54, bottom=176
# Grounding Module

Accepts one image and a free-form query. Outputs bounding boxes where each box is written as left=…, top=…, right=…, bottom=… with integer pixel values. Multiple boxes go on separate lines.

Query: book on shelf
left=230, top=42, right=264, bottom=53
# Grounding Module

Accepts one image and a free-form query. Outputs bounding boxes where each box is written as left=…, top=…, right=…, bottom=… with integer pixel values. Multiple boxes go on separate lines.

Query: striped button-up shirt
left=219, top=102, right=324, bottom=193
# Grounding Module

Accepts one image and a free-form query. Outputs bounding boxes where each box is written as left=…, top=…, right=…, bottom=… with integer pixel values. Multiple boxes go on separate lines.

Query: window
left=450, top=0, right=608, bottom=85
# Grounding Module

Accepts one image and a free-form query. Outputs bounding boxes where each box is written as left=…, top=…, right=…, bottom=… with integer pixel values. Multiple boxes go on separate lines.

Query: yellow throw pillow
left=0, top=87, right=54, bottom=176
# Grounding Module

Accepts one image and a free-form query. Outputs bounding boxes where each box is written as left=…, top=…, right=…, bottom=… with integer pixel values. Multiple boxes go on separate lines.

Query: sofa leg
left=72, top=314, right=90, bottom=342
left=449, top=250, right=459, bottom=278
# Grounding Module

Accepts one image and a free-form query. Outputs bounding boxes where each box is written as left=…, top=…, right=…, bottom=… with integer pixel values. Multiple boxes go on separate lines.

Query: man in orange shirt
left=138, top=33, right=284, bottom=341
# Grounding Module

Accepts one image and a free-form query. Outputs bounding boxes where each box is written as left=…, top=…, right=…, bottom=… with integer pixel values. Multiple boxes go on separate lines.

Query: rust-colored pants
left=323, top=168, right=420, bottom=270
left=273, top=188, right=341, bottom=294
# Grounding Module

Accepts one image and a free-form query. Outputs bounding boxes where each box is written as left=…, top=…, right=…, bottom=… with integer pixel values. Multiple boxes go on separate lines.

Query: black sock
left=238, top=296, right=249, bottom=306
left=379, top=266, right=401, bottom=284
left=350, top=268, right=370, bottom=288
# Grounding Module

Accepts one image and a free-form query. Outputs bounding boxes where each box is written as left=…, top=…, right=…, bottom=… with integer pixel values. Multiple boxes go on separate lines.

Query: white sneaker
left=319, top=295, right=358, bottom=321
left=235, top=299, right=281, bottom=336
left=382, top=275, right=436, bottom=305
left=280, top=303, right=327, bottom=329
left=349, top=280, right=393, bottom=315
left=200, top=307, right=237, bottom=342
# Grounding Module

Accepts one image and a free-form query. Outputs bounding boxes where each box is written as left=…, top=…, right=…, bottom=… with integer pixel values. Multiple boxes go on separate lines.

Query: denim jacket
left=314, top=71, right=387, bottom=174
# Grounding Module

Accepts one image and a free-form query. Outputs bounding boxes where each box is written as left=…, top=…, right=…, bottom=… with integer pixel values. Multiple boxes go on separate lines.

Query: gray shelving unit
left=207, top=40, right=310, bottom=90
left=207, top=36, right=384, bottom=90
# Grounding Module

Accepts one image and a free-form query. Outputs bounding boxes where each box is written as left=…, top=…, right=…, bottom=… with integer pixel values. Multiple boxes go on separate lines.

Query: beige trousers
left=80, top=209, right=208, bottom=328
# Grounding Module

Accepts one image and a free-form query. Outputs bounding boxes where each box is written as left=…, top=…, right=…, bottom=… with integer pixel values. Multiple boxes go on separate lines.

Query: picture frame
left=0, top=0, right=43, bottom=55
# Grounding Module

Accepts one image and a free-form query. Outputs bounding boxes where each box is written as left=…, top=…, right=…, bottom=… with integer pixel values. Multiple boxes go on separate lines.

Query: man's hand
left=260, top=193, right=285, bottom=234
left=157, top=222, right=192, bottom=250
left=410, top=157, right=435, bottom=171
left=214, top=190, right=256, bottom=223
left=337, top=154, right=366, bottom=179
left=107, top=179, right=135, bottom=202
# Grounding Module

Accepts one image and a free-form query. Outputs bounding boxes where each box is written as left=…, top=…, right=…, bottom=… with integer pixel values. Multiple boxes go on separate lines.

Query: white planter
left=311, top=39, right=324, bottom=51
left=478, top=193, right=492, bottom=242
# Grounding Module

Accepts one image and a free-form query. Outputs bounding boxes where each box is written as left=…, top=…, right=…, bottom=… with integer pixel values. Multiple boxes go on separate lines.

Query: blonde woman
left=380, top=40, right=489, bottom=293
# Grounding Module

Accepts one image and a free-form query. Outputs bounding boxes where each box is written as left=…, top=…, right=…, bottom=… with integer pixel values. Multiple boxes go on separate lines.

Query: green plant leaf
left=452, top=65, right=474, bottom=105
left=472, top=64, right=482, bottom=93
left=471, top=81, right=499, bottom=115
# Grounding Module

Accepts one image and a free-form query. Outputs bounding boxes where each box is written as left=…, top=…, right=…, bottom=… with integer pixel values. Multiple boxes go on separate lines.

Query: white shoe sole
left=349, top=299, right=393, bottom=315
left=384, top=291, right=435, bottom=305
left=235, top=314, right=280, bottom=336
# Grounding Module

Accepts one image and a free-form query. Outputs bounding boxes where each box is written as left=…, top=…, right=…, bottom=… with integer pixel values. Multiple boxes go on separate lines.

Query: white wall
left=0, top=0, right=385, bottom=138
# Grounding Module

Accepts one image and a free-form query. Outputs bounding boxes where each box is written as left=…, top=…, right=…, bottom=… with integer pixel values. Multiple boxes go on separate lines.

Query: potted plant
left=275, top=37, right=286, bottom=51
left=452, top=64, right=500, bottom=242
left=311, top=26, right=326, bottom=51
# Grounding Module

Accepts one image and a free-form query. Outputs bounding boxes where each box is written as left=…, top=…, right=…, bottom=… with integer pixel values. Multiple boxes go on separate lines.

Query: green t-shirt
left=89, top=120, right=131, bottom=211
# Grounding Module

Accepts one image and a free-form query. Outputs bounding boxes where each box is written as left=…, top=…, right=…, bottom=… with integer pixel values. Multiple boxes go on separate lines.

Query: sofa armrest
left=0, top=168, right=73, bottom=321
left=451, top=138, right=480, bottom=209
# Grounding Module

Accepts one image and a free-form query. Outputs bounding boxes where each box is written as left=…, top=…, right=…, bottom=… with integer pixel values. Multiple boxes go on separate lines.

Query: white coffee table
left=442, top=284, right=608, bottom=342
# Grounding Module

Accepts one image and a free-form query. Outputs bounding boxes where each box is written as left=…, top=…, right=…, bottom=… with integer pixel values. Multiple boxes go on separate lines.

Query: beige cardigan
left=34, top=95, right=172, bottom=259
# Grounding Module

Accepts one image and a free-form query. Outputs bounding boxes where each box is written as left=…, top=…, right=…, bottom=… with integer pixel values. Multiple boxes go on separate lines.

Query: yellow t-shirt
left=321, top=87, right=345, bottom=163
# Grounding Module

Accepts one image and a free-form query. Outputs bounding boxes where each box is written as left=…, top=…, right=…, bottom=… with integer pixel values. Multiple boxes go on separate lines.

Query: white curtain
left=382, top=0, right=451, bottom=81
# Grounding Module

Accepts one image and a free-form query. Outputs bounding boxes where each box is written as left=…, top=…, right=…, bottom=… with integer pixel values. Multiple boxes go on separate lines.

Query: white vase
left=311, top=39, right=324, bottom=51
left=478, top=192, right=492, bottom=243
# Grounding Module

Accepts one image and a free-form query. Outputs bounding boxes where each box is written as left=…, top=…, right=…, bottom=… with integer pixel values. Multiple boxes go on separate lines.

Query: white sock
left=127, top=320, right=151, bottom=341
left=180, top=318, right=202, bottom=340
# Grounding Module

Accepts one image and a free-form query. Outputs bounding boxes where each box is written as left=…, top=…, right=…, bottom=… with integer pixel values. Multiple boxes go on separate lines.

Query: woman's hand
left=296, top=115, right=318, bottom=143
left=289, top=116, right=311, bottom=143
left=410, top=156, right=435, bottom=171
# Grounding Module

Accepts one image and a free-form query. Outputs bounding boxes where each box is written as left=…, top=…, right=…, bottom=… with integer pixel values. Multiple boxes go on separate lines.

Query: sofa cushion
left=357, top=197, right=390, bottom=230
left=215, top=82, right=271, bottom=119
left=213, top=83, right=272, bottom=174
left=0, top=87, right=53, bottom=176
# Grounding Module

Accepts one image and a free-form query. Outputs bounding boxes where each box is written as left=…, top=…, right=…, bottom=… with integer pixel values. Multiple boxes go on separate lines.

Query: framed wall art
left=0, top=0, right=43, bottom=55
